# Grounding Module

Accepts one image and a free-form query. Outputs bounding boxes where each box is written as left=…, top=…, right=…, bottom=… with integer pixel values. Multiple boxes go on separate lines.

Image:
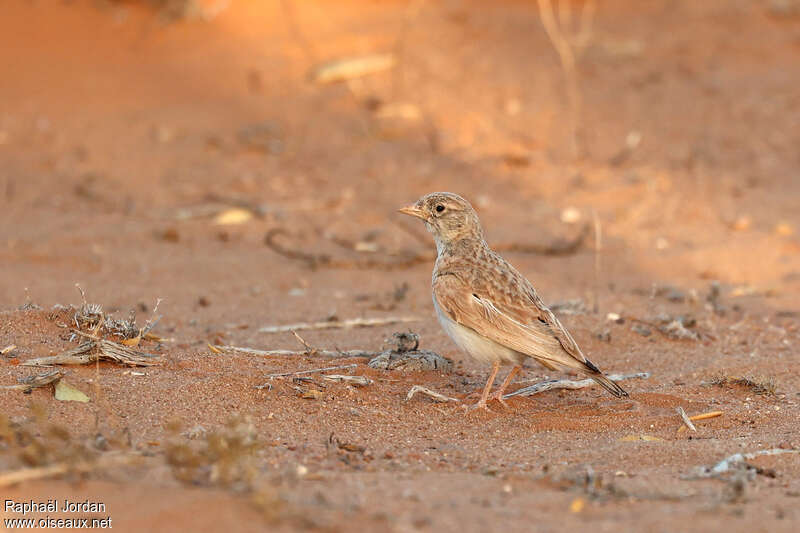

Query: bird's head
left=399, top=192, right=484, bottom=248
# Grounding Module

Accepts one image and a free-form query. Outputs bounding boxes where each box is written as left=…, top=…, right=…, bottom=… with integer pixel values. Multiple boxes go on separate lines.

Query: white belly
left=433, top=297, right=524, bottom=365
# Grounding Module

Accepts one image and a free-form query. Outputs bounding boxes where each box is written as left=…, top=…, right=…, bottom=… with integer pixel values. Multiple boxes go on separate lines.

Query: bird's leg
left=468, top=360, right=501, bottom=411
left=489, top=365, right=521, bottom=409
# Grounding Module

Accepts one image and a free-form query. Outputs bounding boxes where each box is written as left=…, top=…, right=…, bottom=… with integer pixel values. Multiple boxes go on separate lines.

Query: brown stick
left=0, top=369, right=64, bottom=392
left=265, top=228, right=430, bottom=270
left=279, top=0, right=317, bottom=65
left=690, top=410, right=723, bottom=422
left=22, top=338, right=159, bottom=367
left=213, top=344, right=377, bottom=359
left=265, top=224, right=587, bottom=270
left=0, top=453, right=141, bottom=488
left=537, top=0, right=581, bottom=158
left=677, top=406, right=697, bottom=432
left=391, top=0, right=429, bottom=99
left=592, top=210, right=602, bottom=313
left=405, top=385, right=459, bottom=403
left=256, top=363, right=358, bottom=388
left=494, top=224, right=589, bottom=255
left=504, top=372, right=648, bottom=398
left=259, top=316, right=420, bottom=334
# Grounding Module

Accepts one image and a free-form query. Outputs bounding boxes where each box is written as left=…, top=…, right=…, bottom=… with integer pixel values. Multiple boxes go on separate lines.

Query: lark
left=399, top=192, right=628, bottom=410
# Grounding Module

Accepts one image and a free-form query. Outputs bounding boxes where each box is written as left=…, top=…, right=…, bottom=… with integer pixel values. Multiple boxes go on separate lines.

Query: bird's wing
left=433, top=271, right=598, bottom=373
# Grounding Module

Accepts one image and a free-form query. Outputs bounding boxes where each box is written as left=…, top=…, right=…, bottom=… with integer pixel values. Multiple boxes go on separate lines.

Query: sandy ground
left=1, top=1, right=799, bottom=531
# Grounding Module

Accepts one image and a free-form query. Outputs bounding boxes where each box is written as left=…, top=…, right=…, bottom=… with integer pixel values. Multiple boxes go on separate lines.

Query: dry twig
left=494, top=224, right=590, bottom=255
left=309, top=54, right=395, bottom=84
left=677, top=406, right=697, bottom=432
left=212, top=344, right=376, bottom=359
left=22, top=338, right=158, bottom=367
left=391, top=0, right=428, bottom=98
left=259, top=316, right=419, bottom=334
left=537, top=0, right=590, bottom=157
left=0, top=370, right=64, bottom=392
left=504, top=372, right=648, bottom=398
left=687, top=448, right=799, bottom=479
left=677, top=410, right=723, bottom=434
left=592, top=211, right=601, bottom=313
left=279, top=0, right=317, bottom=65
left=321, top=374, right=372, bottom=386
left=265, top=228, right=430, bottom=270
left=266, top=225, right=587, bottom=270
left=0, top=452, right=142, bottom=489
left=405, top=385, right=459, bottom=403
left=255, top=364, right=357, bottom=388
left=690, top=410, right=723, bottom=421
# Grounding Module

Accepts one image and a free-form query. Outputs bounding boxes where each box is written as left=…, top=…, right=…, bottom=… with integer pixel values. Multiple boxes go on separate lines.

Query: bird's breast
left=432, top=294, right=524, bottom=365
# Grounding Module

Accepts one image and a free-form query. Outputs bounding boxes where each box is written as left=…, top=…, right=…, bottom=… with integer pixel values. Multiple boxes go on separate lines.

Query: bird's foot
left=487, top=391, right=512, bottom=411
left=462, top=399, right=493, bottom=413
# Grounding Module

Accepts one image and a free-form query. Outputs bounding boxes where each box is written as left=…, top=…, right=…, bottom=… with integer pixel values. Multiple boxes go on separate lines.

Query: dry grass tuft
left=0, top=406, right=98, bottom=470
left=708, top=374, right=777, bottom=396
left=22, top=287, right=163, bottom=367
left=165, top=416, right=266, bottom=491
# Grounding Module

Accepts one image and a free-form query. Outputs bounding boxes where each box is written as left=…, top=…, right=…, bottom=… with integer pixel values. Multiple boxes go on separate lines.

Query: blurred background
left=2, top=3, right=800, bottom=531
left=1, top=0, right=798, bottom=311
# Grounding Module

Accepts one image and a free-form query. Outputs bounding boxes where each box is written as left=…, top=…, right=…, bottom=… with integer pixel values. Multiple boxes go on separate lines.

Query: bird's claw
left=488, top=392, right=512, bottom=411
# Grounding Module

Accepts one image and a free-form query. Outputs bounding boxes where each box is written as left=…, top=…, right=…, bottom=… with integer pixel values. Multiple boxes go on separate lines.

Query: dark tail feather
left=591, top=374, right=629, bottom=398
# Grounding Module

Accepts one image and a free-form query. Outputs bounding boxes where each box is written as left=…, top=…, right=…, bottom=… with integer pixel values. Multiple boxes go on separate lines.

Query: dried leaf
left=54, top=380, right=90, bottom=403
left=374, top=102, right=422, bottom=121
left=301, top=389, right=324, bottom=400
left=208, top=343, right=223, bottom=354
left=775, top=222, right=794, bottom=236
left=213, top=208, right=253, bottom=226
left=310, top=54, right=395, bottom=84
left=120, top=335, right=142, bottom=347
left=569, top=498, right=585, bottom=513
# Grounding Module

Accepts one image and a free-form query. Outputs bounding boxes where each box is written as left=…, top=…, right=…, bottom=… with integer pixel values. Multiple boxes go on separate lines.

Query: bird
left=399, top=192, right=628, bottom=410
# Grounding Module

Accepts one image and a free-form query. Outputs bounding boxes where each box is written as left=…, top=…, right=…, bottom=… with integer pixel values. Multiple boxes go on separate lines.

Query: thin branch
left=0, top=452, right=142, bottom=488
left=214, top=344, right=376, bottom=359
left=266, top=225, right=587, bottom=271
left=321, top=374, right=372, bottom=386
left=265, top=228, right=430, bottom=270
left=687, top=448, right=800, bottom=479
left=0, top=369, right=64, bottom=391
left=504, top=372, right=649, bottom=398
left=574, top=0, right=597, bottom=52
left=255, top=363, right=358, bottom=388
left=291, top=330, right=317, bottom=355
left=22, top=339, right=159, bottom=367
left=259, top=316, right=420, bottom=334
left=494, top=223, right=590, bottom=255
left=21, top=342, right=95, bottom=366
left=690, top=410, right=723, bottom=421
left=537, top=0, right=581, bottom=157
left=405, top=385, right=460, bottom=403
left=391, top=0, right=428, bottom=98
left=677, top=406, right=697, bottom=432
left=592, top=210, right=601, bottom=313
left=279, top=0, right=317, bottom=65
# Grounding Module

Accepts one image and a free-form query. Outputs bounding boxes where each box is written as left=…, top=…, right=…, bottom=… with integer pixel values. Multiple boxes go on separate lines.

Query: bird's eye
left=435, top=205, right=445, bottom=213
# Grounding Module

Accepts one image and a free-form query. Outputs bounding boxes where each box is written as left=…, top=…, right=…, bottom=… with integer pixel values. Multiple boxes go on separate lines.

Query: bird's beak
left=398, top=204, right=426, bottom=220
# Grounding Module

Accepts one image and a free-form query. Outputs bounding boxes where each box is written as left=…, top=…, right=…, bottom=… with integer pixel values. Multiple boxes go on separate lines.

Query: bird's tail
left=591, top=374, right=629, bottom=398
